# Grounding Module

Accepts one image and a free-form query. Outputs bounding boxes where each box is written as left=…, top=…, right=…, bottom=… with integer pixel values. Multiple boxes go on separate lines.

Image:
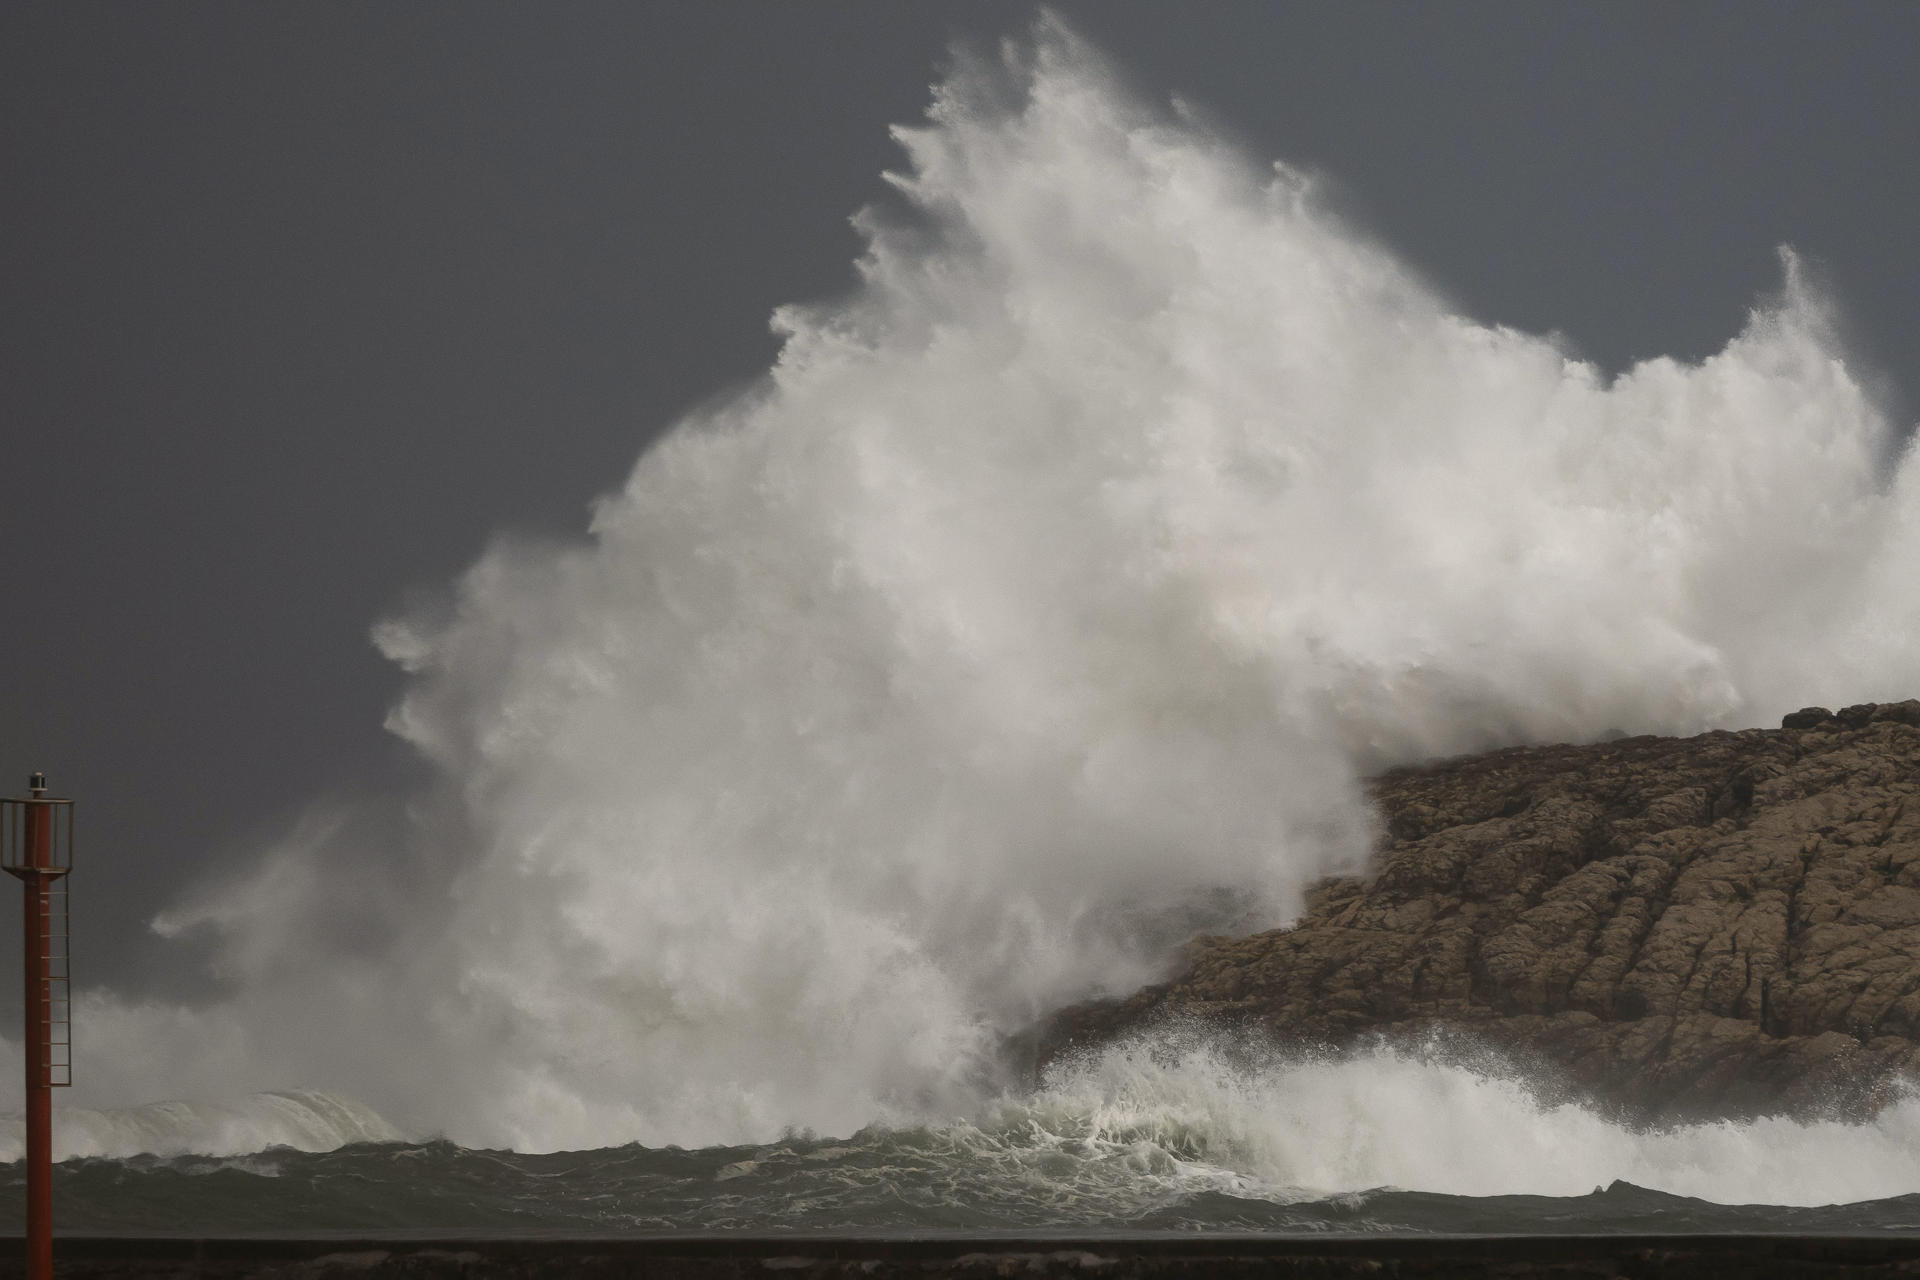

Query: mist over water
left=17, top=17, right=1920, bottom=1210
left=0, top=1091, right=400, bottom=1164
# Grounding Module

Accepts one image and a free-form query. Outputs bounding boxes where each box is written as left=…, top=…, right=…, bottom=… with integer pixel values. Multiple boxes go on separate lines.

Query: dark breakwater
left=11, top=1233, right=1920, bottom=1278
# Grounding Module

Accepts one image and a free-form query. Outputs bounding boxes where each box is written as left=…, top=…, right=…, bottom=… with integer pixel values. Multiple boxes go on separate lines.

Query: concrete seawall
left=7, top=1234, right=1920, bottom=1277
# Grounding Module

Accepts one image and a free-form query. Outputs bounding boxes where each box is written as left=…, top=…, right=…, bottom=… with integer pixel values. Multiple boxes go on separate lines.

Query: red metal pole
left=21, top=793, right=53, bottom=1280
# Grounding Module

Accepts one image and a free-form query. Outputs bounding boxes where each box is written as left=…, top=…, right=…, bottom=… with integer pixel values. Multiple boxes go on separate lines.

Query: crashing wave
left=0, top=1089, right=404, bottom=1162
left=50, top=15, right=1920, bottom=1154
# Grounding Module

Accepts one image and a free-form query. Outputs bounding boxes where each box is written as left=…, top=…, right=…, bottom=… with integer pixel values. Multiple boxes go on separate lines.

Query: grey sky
left=2, top=1, right=1916, bottom=997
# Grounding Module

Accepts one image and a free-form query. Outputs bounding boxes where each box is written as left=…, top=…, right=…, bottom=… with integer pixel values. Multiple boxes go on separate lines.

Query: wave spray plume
left=63, top=17, right=1920, bottom=1167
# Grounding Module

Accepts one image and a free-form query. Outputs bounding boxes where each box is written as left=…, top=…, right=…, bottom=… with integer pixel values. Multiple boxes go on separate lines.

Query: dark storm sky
left=2, top=2, right=1917, bottom=994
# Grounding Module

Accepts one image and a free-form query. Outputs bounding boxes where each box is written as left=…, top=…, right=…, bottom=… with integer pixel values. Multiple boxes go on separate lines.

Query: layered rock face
left=1044, top=702, right=1920, bottom=1122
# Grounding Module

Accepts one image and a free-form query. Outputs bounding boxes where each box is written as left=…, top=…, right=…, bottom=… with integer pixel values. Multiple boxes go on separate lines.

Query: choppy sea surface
left=12, top=1043, right=1920, bottom=1239
left=8, top=1131, right=1920, bottom=1237
left=11, top=1041, right=1920, bottom=1236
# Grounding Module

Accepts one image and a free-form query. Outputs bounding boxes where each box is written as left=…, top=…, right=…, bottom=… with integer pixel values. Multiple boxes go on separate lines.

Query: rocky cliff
left=1042, top=701, right=1920, bottom=1122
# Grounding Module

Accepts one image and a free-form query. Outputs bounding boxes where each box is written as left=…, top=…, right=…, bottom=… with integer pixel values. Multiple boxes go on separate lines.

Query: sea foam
left=1021, top=1033, right=1920, bottom=1208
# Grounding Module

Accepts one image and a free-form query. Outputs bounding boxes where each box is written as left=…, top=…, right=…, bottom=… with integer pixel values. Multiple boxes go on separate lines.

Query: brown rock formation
left=1041, top=701, right=1920, bottom=1122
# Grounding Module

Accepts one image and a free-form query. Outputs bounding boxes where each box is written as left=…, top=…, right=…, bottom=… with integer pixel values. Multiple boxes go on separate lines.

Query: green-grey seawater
left=10, top=1132, right=1920, bottom=1236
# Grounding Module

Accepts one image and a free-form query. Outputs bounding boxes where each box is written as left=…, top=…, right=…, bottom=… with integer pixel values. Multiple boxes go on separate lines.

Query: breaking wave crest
left=0, top=1090, right=402, bottom=1163
left=47, top=14, right=1920, bottom=1164
left=1022, top=1033, right=1920, bottom=1208
left=21, top=1036, right=1920, bottom=1228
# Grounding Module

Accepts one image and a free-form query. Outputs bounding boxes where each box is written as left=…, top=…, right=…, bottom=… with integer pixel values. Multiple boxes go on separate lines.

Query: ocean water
left=10, top=1037, right=1920, bottom=1234
left=15, top=1139, right=1920, bottom=1236
left=7, top=14, right=1920, bottom=1235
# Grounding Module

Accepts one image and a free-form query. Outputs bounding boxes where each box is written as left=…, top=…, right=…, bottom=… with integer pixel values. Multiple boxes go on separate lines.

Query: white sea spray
left=1022, top=1034, right=1920, bottom=1208
left=20, top=16, right=1919, bottom=1181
